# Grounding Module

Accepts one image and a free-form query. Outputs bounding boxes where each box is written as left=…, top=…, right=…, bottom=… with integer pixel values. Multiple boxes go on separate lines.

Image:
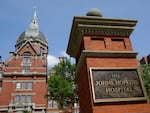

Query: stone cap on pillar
left=66, top=10, right=137, bottom=58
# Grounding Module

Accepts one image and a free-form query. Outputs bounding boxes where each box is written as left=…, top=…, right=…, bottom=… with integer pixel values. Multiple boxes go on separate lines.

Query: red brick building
left=0, top=10, right=48, bottom=113
left=0, top=9, right=79, bottom=113
left=0, top=57, right=4, bottom=94
left=140, top=54, right=150, bottom=65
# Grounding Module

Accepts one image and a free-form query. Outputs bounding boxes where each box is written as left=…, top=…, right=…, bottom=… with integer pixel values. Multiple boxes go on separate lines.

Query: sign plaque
left=90, top=68, right=147, bottom=103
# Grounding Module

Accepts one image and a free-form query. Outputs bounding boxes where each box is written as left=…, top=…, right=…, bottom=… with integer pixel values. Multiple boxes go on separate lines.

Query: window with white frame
left=54, top=101, right=58, bottom=108
left=28, top=82, right=32, bottom=90
left=15, top=95, right=19, bottom=103
left=21, top=95, right=26, bottom=103
left=40, top=47, right=44, bottom=56
left=16, top=82, right=33, bottom=90
left=48, top=100, right=53, bottom=108
left=48, top=100, right=58, bottom=108
left=27, top=95, right=32, bottom=103
left=14, top=95, right=32, bottom=103
left=16, top=82, right=21, bottom=90
left=22, top=82, right=26, bottom=89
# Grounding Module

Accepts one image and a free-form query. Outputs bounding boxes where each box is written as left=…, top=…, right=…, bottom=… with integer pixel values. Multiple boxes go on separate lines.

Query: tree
left=47, top=75, right=73, bottom=109
left=46, top=57, right=78, bottom=110
left=55, top=57, right=76, bottom=82
left=23, top=110, right=30, bottom=113
left=140, top=64, right=150, bottom=102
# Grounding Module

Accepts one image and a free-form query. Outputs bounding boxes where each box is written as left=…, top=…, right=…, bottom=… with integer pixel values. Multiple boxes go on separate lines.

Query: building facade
left=0, top=10, right=48, bottom=113
left=140, top=54, right=150, bottom=65
left=0, top=9, right=79, bottom=113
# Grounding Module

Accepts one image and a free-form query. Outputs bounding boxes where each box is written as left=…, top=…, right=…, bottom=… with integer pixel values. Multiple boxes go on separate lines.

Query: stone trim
left=3, top=80, right=46, bottom=83
left=11, top=92, right=35, bottom=96
left=81, top=50, right=138, bottom=57
left=67, top=16, right=137, bottom=57
left=3, top=72, right=46, bottom=76
left=79, top=25, right=132, bottom=36
left=0, top=108, right=8, bottom=111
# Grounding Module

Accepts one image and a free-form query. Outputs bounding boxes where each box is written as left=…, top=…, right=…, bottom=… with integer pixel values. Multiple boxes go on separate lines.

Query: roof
left=15, top=9, right=48, bottom=46
left=16, top=31, right=48, bottom=45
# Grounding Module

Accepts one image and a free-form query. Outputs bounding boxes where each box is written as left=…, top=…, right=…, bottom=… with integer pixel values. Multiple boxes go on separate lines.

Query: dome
left=16, top=9, right=48, bottom=46
left=16, top=31, right=48, bottom=45
left=86, top=8, right=103, bottom=17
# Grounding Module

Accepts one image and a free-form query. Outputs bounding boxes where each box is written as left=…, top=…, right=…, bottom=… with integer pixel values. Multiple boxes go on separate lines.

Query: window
left=16, top=82, right=32, bottom=90
left=22, top=82, right=26, bottom=89
left=54, top=101, right=58, bottom=108
left=27, top=95, right=32, bottom=103
left=21, top=95, right=26, bottom=103
left=24, top=57, right=30, bottom=63
left=48, top=100, right=58, bottom=108
left=28, top=82, right=32, bottom=90
left=48, top=100, right=53, bottom=108
left=74, top=103, right=79, bottom=107
left=22, top=66, right=30, bottom=74
left=14, top=95, right=32, bottom=103
left=40, top=47, right=44, bottom=56
left=16, top=82, right=21, bottom=89
left=15, top=95, right=19, bottom=103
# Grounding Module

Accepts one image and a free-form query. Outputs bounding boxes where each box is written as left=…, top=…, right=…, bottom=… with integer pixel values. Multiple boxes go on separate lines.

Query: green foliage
left=46, top=57, right=78, bottom=109
left=47, top=75, right=73, bottom=109
left=23, top=110, right=30, bottom=113
left=140, top=64, right=150, bottom=101
left=55, top=57, right=76, bottom=82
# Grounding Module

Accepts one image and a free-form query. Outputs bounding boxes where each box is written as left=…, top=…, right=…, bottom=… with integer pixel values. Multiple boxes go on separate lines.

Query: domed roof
left=16, top=9, right=48, bottom=46
left=86, top=8, right=103, bottom=17
left=16, top=31, right=48, bottom=45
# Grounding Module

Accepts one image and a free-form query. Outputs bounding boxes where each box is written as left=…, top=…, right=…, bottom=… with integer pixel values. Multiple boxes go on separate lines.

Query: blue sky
left=0, top=0, right=150, bottom=67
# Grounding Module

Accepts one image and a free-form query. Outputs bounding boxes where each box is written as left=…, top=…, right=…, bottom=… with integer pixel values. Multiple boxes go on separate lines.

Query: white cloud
left=60, top=51, right=70, bottom=58
left=47, top=51, right=75, bottom=68
left=60, top=51, right=75, bottom=64
left=47, top=54, right=59, bottom=68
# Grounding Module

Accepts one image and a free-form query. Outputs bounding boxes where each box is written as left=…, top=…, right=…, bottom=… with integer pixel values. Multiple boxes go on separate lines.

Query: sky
left=0, top=0, right=150, bottom=67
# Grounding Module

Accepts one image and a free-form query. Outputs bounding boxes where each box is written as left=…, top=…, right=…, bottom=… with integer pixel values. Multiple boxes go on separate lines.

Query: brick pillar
left=67, top=11, right=150, bottom=113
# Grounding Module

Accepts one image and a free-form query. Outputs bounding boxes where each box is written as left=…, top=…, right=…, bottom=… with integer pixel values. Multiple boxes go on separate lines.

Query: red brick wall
left=0, top=82, right=13, bottom=105
left=77, top=57, right=150, bottom=113
left=93, top=103, right=150, bottom=113
left=76, top=35, right=150, bottom=113
left=5, top=56, right=47, bottom=73
left=77, top=60, right=93, bottom=113
left=18, top=43, right=36, bottom=56
left=33, top=78, right=48, bottom=104
left=0, top=76, right=47, bottom=106
left=83, top=36, right=133, bottom=51
left=86, top=57, right=138, bottom=68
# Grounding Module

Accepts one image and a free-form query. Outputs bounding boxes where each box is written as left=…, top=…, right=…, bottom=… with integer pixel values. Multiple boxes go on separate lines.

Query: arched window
left=40, top=47, right=44, bottom=56
left=22, top=52, right=32, bottom=63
